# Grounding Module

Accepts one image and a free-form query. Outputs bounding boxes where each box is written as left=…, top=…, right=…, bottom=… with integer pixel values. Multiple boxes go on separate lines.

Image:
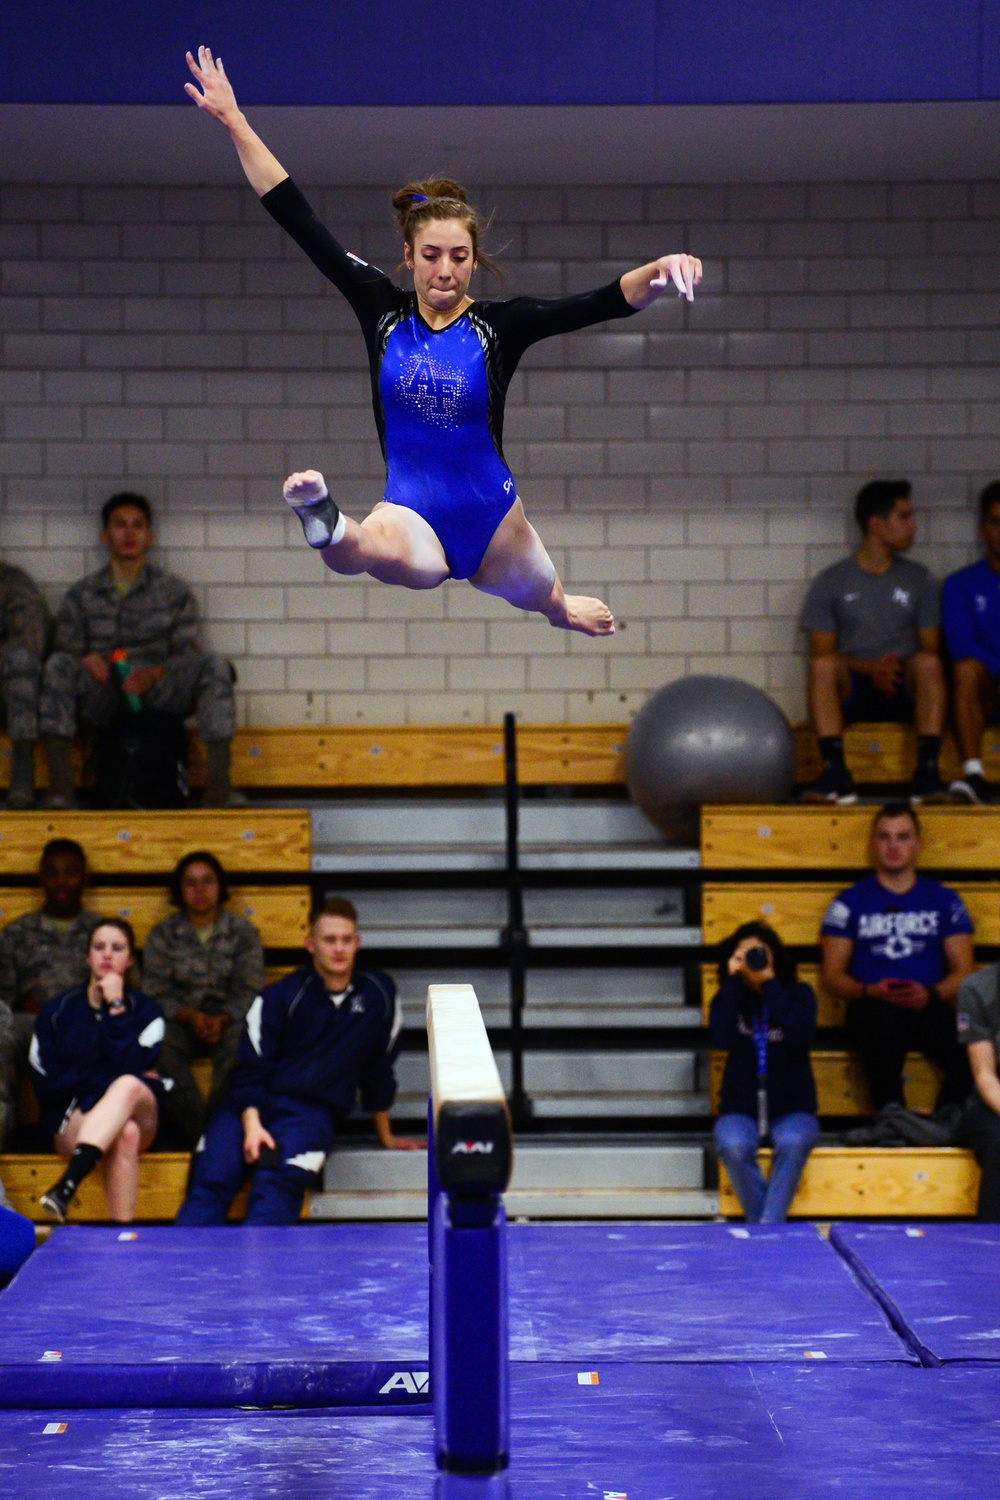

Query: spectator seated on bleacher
left=0, top=559, right=50, bottom=810
left=820, top=803, right=973, bottom=1134
left=38, top=491, right=243, bottom=810
left=955, top=963, right=1000, bottom=1221
left=0, top=838, right=101, bottom=1147
left=710, top=922, right=819, bottom=1223
left=144, top=851, right=265, bottom=1149
left=942, top=480, right=1000, bottom=806
left=30, top=919, right=165, bottom=1225
left=799, top=479, right=946, bottom=806
left=176, top=897, right=420, bottom=1227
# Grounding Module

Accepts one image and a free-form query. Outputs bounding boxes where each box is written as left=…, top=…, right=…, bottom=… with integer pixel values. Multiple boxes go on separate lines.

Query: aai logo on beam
left=379, top=1371, right=430, bottom=1395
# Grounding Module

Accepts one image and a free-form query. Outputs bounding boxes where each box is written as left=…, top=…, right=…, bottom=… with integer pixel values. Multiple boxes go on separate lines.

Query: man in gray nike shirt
left=799, top=479, right=945, bottom=806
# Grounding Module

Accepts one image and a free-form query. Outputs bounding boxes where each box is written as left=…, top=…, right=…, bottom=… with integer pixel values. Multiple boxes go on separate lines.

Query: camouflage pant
left=0, top=1006, right=32, bottom=1148
left=157, top=1018, right=243, bottom=1150
left=0, top=644, right=42, bottom=743
left=39, top=651, right=236, bottom=743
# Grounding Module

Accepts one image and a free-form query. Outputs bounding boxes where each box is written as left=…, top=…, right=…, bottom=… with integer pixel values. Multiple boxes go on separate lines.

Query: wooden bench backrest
left=702, top=880, right=1000, bottom=945
left=0, top=886, right=310, bottom=949
left=0, top=810, right=310, bottom=875
left=702, top=806, right=1000, bottom=872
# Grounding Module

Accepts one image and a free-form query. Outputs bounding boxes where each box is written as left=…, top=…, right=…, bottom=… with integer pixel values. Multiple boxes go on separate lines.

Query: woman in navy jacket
left=710, top=922, right=819, bottom=1224
left=30, top=919, right=165, bottom=1223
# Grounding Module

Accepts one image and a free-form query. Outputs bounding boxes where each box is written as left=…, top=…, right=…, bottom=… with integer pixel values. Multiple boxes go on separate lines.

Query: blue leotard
left=262, top=179, right=636, bottom=579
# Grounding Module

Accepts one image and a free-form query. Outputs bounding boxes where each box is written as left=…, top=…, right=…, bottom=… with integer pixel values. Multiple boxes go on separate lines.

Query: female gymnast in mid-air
left=185, top=47, right=702, bottom=636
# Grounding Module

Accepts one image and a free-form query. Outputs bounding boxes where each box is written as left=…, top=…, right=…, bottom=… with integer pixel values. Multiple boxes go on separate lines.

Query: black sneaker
left=800, top=765, right=858, bottom=805
left=949, top=772, right=992, bottom=805
left=909, top=764, right=950, bottom=805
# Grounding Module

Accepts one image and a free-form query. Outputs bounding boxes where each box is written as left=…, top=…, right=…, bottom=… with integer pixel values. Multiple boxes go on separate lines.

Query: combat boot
left=203, top=738, right=247, bottom=808
left=7, top=740, right=36, bottom=809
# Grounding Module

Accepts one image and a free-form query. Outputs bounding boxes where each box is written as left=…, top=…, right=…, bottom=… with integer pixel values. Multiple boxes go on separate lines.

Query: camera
left=744, top=945, right=769, bottom=972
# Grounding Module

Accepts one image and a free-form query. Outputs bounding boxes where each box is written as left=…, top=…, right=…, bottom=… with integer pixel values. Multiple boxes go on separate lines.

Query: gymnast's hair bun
left=392, top=178, right=469, bottom=228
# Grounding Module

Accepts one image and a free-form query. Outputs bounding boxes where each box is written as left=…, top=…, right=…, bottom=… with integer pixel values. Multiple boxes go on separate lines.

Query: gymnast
left=186, top=47, right=701, bottom=636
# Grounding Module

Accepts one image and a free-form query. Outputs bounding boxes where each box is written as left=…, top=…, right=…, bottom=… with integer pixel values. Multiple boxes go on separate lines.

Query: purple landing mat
left=0, top=1223, right=911, bottom=1409
left=508, top=1222, right=912, bottom=1362
left=0, top=1364, right=997, bottom=1499
left=830, top=1222, right=1000, bottom=1364
left=0, top=1224, right=430, bottom=1408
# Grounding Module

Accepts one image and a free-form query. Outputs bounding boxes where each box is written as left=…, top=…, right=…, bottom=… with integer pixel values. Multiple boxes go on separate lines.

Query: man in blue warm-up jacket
left=942, top=481, right=1000, bottom=804
left=176, top=897, right=420, bottom=1226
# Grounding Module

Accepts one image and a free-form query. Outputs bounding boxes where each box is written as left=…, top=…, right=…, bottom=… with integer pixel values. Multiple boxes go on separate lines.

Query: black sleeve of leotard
left=260, top=176, right=402, bottom=333
left=483, top=279, right=638, bottom=373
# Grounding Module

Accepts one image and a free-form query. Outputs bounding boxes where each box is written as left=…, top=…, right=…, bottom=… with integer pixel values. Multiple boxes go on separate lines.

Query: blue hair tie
left=412, top=193, right=429, bottom=203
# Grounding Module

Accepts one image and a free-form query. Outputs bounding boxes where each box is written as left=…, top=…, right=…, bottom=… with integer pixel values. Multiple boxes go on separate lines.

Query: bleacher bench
left=5, top=720, right=999, bottom=791
left=718, top=1147, right=980, bottom=1217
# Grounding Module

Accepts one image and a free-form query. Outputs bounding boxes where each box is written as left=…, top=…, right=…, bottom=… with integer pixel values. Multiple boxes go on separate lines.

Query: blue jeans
left=714, top=1111, right=820, bottom=1224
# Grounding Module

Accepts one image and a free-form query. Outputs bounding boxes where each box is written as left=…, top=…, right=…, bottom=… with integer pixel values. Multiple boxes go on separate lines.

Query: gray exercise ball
left=625, top=675, right=796, bottom=839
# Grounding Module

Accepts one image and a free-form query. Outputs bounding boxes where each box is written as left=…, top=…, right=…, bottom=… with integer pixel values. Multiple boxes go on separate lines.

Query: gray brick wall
left=2, top=179, right=999, bottom=727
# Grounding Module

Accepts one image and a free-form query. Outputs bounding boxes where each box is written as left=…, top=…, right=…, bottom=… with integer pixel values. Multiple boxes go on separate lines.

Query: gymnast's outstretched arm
left=184, top=45, right=287, bottom=198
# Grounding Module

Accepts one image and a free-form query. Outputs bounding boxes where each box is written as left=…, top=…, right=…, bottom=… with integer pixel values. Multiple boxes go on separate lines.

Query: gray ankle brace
left=290, top=489, right=346, bottom=550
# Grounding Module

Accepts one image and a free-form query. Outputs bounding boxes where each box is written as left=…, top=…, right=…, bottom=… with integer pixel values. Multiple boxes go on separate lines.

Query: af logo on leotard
left=400, top=354, right=468, bottom=425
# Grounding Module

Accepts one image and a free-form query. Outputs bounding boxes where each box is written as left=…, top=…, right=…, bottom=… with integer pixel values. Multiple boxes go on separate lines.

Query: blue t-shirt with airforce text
left=820, top=874, right=973, bottom=987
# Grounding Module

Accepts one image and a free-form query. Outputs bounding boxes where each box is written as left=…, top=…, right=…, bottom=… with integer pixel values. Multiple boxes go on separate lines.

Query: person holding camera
left=820, top=802, right=974, bottom=1120
left=29, top=919, right=165, bottom=1224
left=710, top=922, right=819, bottom=1223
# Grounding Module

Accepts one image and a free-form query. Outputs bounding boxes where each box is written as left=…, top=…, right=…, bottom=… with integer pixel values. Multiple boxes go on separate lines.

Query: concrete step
left=313, top=1138, right=716, bottom=1220
left=308, top=1187, right=720, bottom=1220
left=523, top=1050, right=696, bottom=1094
left=523, top=1005, right=702, bottom=1028
left=528, top=1093, right=711, bottom=1118
left=343, top=888, right=507, bottom=948
left=389, top=1050, right=701, bottom=1101
left=331, top=887, right=698, bottom=950
left=392, top=966, right=695, bottom=1029
left=310, top=799, right=698, bottom=874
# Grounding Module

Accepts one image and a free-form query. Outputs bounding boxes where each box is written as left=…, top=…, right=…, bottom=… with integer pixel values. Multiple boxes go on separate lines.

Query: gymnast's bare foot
left=554, top=595, right=615, bottom=636
left=283, top=468, right=328, bottom=507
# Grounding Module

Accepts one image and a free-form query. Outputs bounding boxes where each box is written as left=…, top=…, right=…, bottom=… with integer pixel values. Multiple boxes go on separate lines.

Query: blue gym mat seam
left=828, top=1230, right=941, bottom=1368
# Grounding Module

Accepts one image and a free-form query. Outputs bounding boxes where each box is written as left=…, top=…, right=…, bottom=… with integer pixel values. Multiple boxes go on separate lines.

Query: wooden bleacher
left=704, top=801, right=997, bottom=1216
left=0, top=809, right=310, bottom=873
left=718, top=1148, right=980, bottom=1217
left=703, top=805, right=1000, bottom=873
left=2, top=719, right=1000, bottom=793
left=0, top=725, right=630, bottom=791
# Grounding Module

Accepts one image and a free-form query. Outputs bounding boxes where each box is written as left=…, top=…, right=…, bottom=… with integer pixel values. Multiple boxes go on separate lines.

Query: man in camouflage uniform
left=0, top=562, right=49, bottom=809
left=39, top=492, right=242, bottom=808
left=0, top=838, right=101, bottom=1146
left=142, top=851, right=265, bottom=1148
